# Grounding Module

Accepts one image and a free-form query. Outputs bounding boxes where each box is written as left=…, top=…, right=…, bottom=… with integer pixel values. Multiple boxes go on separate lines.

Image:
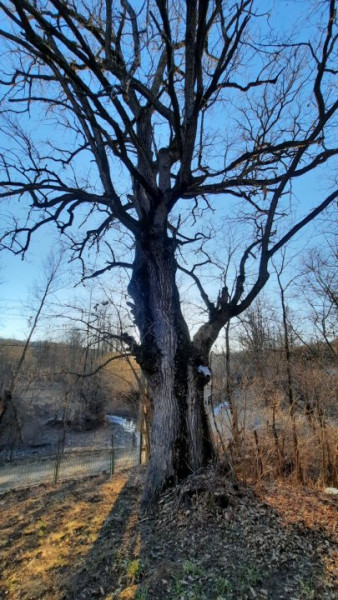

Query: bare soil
left=0, top=466, right=336, bottom=600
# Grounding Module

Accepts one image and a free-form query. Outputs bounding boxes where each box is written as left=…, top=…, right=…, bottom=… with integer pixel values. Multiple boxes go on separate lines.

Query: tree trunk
left=128, top=233, right=214, bottom=504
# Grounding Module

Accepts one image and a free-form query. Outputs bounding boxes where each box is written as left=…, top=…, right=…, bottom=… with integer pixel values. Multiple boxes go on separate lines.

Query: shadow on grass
left=1, top=469, right=336, bottom=600
left=63, top=469, right=144, bottom=600
left=63, top=471, right=337, bottom=600
left=0, top=473, right=137, bottom=600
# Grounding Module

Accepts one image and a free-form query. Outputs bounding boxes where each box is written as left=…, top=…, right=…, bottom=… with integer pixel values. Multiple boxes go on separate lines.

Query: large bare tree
left=0, top=0, right=337, bottom=503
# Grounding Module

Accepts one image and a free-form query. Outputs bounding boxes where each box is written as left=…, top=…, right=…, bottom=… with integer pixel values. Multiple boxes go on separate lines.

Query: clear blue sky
left=0, top=226, right=63, bottom=339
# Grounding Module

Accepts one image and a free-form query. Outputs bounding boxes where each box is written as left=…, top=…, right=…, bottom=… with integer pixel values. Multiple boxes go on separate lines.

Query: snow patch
left=197, top=365, right=211, bottom=377
left=324, top=487, right=338, bottom=495
left=213, top=401, right=230, bottom=415
left=105, top=415, right=136, bottom=433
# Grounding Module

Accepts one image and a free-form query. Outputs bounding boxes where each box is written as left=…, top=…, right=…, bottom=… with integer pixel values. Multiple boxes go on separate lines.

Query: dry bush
left=213, top=357, right=337, bottom=487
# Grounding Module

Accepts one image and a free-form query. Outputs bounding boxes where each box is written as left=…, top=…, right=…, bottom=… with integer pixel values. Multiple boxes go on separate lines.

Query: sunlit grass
left=0, top=474, right=129, bottom=599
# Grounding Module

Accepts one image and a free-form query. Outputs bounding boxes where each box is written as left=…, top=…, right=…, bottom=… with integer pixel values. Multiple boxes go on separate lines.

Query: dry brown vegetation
left=211, top=336, right=338, bottom=489
left=0, top=466, right=337, bottom=600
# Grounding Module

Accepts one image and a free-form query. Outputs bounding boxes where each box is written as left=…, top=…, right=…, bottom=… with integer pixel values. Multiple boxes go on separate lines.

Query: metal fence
left=0, top=443, right=139, bottom=494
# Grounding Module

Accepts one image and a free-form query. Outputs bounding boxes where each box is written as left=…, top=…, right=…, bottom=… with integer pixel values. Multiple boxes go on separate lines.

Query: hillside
left=0, top=338, right=141, bottom=460
left=0, top=466, right=337, bottom=600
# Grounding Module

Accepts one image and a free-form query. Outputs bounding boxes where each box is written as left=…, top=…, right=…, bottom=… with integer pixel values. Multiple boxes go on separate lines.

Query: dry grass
left=0, top=473, right=129, bottom=599
left=0, top=465, right=337, bottom=600
left=213, top=364, right=338, bottom=488
left=225, top=412, right=338, bottom=485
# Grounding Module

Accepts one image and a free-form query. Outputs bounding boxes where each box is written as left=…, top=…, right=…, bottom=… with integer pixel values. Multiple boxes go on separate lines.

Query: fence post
left=138, top=430, right=142, bottom=465
left=54, top=452, right=61, bottom=484
left=110, top=435, right=115, bottom=477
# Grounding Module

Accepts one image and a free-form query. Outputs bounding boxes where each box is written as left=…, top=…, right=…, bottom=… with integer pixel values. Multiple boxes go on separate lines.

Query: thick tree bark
left=128, top=231, right=214, bottom=504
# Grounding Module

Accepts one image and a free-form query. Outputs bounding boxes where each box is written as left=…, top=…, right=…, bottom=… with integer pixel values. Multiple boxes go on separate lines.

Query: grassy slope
left=0, top=467, right=337, bottom=600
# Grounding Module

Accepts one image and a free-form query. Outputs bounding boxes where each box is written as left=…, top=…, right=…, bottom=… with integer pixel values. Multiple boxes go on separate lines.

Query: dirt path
left=0, top=467, right=337, bottom=600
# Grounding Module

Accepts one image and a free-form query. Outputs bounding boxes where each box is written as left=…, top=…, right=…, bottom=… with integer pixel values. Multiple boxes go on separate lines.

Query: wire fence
left=0, top=442, right=140, bottom=494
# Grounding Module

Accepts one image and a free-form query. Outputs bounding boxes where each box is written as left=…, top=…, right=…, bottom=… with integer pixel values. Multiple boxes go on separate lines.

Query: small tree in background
left=0, top=252, right=62, bottom=450
left=301, top=243, right=338, bottom=358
